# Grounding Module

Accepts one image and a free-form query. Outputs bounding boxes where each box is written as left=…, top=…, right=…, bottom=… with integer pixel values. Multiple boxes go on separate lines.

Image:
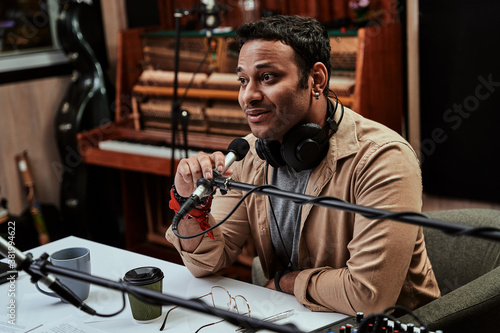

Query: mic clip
left=13, top=251, right=47, bottom=285
left=204, top=170, right=231, bottom=195
left=28, top=253, right=52, bottom=284
left=194, top=170, right=230, bottom=195
left=216, top=176, right=232, bottom=195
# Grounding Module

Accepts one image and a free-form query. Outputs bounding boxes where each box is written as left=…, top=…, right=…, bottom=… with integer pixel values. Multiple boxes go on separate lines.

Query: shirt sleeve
left=293, top=141, right=425, bottom=315
left=165, top=186, right=252, bottom=277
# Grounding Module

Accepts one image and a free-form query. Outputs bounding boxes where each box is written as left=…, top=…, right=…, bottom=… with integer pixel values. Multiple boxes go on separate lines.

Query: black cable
left=266, top=162, right=295, bottom=271
left=446, top=226, right=500, bottom=237
left=324, top=89, right=344, bottom=139
left=173, top=184, right=281, bottom=239
left=177, top=47, right=209, bottom=159
left=329, top=90, right=345, bottom=134
left=179, top=47, right=210, bottom=107
left=177, top=47, right=210, bottom=156
left=93, top=289, right=127, bottom=317
left=297, top=196, right=500, bottom=237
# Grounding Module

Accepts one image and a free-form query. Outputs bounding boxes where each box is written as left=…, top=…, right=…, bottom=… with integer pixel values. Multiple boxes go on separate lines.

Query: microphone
left=172, top=138, right=250, bottom=232
left=221, top=137, right=250, bottom=173
left=0, top=236, right=96, bottom=315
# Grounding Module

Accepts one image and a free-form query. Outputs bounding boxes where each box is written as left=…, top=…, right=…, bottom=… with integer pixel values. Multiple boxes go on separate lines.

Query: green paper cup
left=124, top=266, right=164, bottom=323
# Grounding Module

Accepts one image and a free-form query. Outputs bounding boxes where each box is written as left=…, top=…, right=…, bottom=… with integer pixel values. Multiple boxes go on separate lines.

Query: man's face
left=236, top=39, right=312, bottom=141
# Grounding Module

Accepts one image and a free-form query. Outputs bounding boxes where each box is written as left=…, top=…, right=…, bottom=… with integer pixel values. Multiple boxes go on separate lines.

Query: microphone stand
left=0, top=237, right=303, bottom=333
left=170, top=4, right=218, bottom=175
left=171, top=8, right=191, bottom=176
left=212, top=177, right=500, bottom=242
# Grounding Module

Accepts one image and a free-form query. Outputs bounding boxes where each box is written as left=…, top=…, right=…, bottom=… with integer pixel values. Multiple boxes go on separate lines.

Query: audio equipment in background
left=310, top=312, right=441, bottom=333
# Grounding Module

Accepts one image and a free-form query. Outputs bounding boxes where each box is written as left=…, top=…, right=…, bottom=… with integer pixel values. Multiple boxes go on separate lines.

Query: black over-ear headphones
left=255, top=98, right=340, bottom=172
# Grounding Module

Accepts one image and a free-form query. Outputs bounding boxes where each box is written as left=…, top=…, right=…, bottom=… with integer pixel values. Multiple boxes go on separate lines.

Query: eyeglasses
left=159, top=286, right=251, bottom=332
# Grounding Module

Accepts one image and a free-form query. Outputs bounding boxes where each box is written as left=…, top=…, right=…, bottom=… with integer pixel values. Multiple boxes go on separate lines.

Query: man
left=166, top=15, right=440, bottom=316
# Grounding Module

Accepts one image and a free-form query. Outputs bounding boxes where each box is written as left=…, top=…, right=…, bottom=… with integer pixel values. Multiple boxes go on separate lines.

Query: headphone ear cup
left=255, top=139, right=286, bottom=168
left=281, top=123, right=327, bottom=171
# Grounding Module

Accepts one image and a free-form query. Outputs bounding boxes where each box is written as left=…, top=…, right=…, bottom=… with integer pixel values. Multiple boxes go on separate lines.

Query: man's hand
left=172, top=151, right=233, bottom=251
left=174, top=151, right=231, bottom=198
left=264, top=271, right=299, bottom=295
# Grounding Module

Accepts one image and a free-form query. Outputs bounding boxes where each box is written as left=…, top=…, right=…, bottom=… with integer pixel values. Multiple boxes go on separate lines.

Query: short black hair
left=236, top=15, right=331, bottom=94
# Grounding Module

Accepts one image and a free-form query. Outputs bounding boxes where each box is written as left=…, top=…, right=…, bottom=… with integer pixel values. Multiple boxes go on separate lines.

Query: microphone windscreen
left=228, top=138, right=250, bottom=161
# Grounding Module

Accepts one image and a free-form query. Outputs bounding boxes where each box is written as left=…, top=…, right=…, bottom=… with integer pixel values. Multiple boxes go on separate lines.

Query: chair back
left=423, top=209, right=500, bottom=295
left=399, top=208, right=500, bottom=332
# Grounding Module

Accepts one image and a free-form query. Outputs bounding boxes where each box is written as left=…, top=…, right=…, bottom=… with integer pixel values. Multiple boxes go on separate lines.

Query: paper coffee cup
left=124, top=266, right=164, bottom=322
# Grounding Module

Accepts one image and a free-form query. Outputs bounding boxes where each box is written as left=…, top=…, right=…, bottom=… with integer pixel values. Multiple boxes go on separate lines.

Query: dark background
left=419, top=0, right=500, bottom=203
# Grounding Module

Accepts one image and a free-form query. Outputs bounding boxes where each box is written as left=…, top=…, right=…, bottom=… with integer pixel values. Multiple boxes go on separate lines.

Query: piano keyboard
left=98, top=139, right=201, bottom=159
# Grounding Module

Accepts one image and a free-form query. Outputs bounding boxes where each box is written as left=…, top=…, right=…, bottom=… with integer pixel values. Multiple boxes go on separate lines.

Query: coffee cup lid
left=124, top=266, right=164, bottom=286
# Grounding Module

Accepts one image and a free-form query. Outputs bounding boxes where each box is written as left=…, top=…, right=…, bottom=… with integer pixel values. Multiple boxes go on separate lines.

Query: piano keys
left=77, top=120, right=234, bottom=176
left=98, top=138, right=201, bottom=159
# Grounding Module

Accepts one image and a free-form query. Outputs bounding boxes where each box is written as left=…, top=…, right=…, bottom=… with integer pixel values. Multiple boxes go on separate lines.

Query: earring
left=314, top=91, right=320, bottom=100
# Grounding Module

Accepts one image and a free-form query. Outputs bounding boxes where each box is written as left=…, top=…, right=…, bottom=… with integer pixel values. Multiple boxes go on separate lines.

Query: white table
left=0, top=236, right=347, bottom=333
